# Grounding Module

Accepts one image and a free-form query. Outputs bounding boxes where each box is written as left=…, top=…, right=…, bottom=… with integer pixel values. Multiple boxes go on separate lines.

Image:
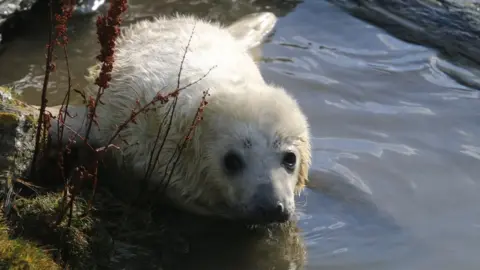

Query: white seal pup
left=48, top=12, right=311, bottom=224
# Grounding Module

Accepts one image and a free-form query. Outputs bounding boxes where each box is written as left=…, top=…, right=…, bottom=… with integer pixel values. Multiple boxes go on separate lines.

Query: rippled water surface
left=1, top=0, right=480, bottom=269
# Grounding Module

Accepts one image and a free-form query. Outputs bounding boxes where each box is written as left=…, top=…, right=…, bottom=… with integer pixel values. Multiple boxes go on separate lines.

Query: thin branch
left=30, top=0, right=55, bottom=177
left=160, top=89, right=209, bottom=192
left=177, top=23, right=196, bottom=89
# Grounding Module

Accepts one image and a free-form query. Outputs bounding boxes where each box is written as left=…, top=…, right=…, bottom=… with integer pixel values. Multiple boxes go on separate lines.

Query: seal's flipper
left=227, top=12, right=278, bottom=51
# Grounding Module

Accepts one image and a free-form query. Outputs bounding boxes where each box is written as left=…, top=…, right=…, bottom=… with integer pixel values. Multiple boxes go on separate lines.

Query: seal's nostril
left=256, top=202, right=289, bottom=223
left=276, top=202, right=284, bottom=215
left=252, top=184, right=291, bottom=223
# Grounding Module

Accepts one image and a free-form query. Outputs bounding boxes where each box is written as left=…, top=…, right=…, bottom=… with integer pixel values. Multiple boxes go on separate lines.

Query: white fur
left=54, top=13, right=311, bottom=221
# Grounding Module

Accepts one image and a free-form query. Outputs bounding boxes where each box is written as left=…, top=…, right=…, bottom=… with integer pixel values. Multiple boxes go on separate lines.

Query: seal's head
left=175, top=82, right=311, bottom=224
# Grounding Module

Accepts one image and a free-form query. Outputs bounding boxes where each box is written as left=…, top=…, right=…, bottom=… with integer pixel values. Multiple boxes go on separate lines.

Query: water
left=1, top=0, right=480, bottom=269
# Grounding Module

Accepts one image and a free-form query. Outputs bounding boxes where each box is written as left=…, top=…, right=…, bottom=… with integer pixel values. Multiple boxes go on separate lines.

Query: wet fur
left=48, top=13, right=311, bottom=221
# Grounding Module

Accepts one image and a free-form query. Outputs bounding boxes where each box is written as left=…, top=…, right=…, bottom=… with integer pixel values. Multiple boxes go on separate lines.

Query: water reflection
left=106, top=213, right=307, bottom=270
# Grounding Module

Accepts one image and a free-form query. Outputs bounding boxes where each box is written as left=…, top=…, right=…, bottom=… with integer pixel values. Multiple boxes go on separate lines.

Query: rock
left=74, top=0, right=106, bottom=14
left=0, top=0, right=107, bottom=44
left=328, top=0, right=480, bottom=64
left=0, top=0, right=38, bottom=43
left=0, top=86, right=38, bottom=213
left=0, top=0, right=37, bottom=25
left=0, top=87, right=62, bottom=269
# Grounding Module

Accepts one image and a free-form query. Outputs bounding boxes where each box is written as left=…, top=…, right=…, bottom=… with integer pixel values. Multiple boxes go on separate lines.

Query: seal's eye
left=282, top=152, right=296, bottom=172
left=223, top=151, right=245, bottom=175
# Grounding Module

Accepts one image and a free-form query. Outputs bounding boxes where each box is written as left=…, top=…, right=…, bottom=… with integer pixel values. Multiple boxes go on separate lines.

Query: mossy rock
left=7, top=191, right=110, bottom=269
left=0, top=87, right=28, bottom=109
left=0, top=86, right=38, bottom=203
left=0, top=87, right=38, bottom=176
left=0, top=215, right=60, bottom=270
left=0, top=86, right=39, bottom=208
left=0, top=112, right=20, bottom=127
left=0, top=86, right=60, bottom=269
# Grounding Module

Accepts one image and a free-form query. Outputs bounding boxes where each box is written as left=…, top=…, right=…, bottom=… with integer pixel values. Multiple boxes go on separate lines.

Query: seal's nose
left=251, top=183, right=292, bottom=223
left=257, top=201, right=290, bottom=223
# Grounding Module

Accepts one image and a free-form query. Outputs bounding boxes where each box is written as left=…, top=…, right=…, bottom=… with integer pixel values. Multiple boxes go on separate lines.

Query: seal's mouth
left=238, top=212, right=292, bottom=225
left=218, top=203, right=293, bottom=225
left=183, top=199, right=293, bottom=225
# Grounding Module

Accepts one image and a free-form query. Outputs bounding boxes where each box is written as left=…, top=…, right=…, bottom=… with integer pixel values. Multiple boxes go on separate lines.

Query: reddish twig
left=30, top=0, right=56, bottom=178
left=142, top=23, right=197, bottom=183
left=54, top=0, right=75, bottom=212
left=159, top=89, right=209, bottom=193
left=72, top=0, right=128, bottom=215
left=84, top=0, right=128, bottom=144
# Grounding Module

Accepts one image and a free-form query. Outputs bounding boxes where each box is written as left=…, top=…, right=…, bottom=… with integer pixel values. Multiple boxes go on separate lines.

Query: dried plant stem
left=55, top=2, right=75, bottom=213
left=30, top=0, right=55, bottom=178
left=158, top=89, right=209, bottom=193
left=56, top=0, right=128, bottom=220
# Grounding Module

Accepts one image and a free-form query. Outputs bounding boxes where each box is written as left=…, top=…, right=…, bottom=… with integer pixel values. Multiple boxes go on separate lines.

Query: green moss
left=0, top=112, right=20, bottom=123
left=0, top=86, right=39, bottom=134
left=25, top=113, right=37, bottom=127
left=0, top=86, right=20, bottom=100
left=0, top=86, right=28, bottom=109
left=0, top=214, right=60, bottom=270
left=11, top=192, right=96, bottom=268
left=2, top=186, right=172, bottom=268
left=0, top=112, right=20, bottom=131
left=0, top=87, right=15, bottom=107
left=0, top=86, right=12, bottom=95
